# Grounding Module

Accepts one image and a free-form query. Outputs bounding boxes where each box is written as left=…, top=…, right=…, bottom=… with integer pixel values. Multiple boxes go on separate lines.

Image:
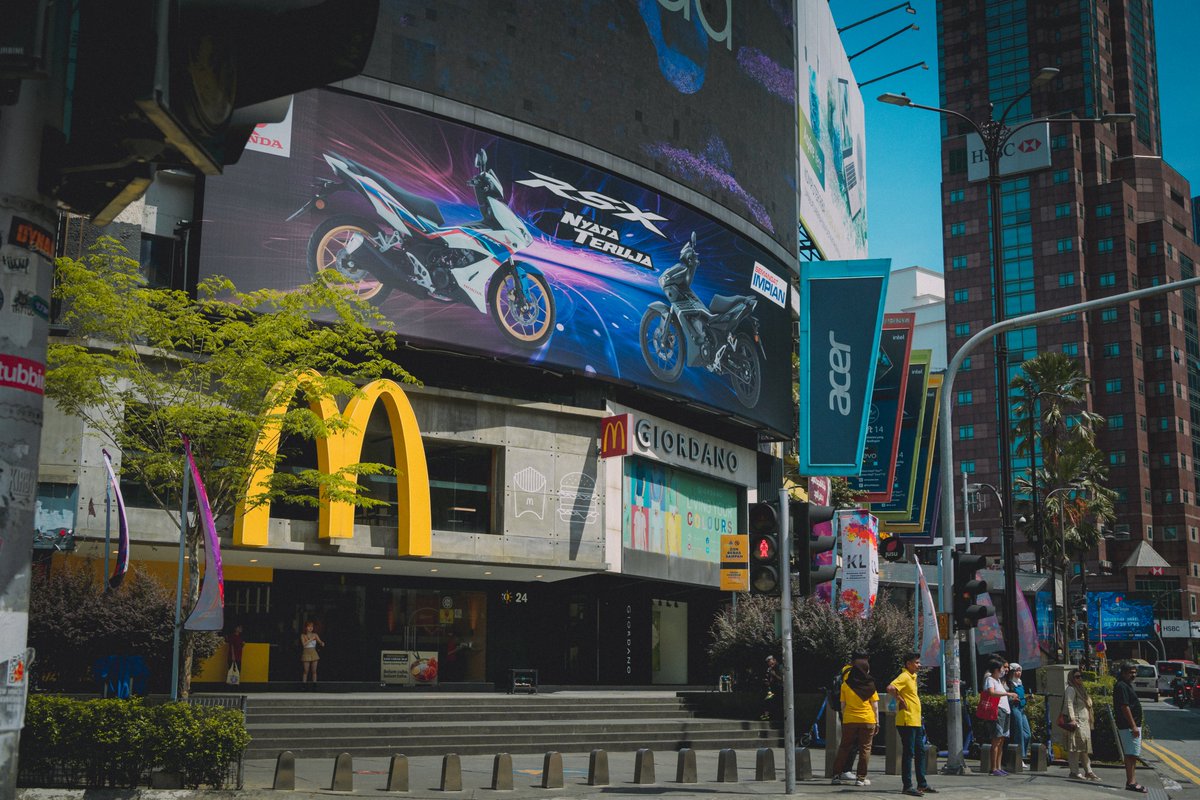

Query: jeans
left=899, top=725, right=927, bottom=790
left=1009, top=705, right=1030, bottom=758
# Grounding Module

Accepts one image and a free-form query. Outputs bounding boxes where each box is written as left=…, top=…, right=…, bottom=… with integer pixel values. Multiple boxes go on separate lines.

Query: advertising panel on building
left=1087, top=592, right=1154, bottom=642
left=797, top=0, right=868, bottom=261
left=198, top=89, right=793, bottom=436
left=362, top=1, right=798, bottom=257
left=601, top=402, right=755, bottom=588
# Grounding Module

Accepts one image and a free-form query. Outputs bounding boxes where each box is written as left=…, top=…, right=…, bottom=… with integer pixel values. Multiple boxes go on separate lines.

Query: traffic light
left=952, top=551, right=989, bottom=629
left=793, top=500, right=837, bottom=596
left=53, top=0, right=379, bottom=224
left=748, top=502, right=781, bottom=595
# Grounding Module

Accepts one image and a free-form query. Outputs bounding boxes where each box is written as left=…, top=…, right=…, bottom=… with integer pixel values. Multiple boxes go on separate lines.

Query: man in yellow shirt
left=888, top=652, right=937, bottom=796
left=830, top=653, right=879, bottom=785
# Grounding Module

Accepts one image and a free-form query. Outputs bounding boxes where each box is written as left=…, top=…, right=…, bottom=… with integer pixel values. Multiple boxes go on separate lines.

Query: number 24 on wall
left=500, top=590, right=529, bottom=604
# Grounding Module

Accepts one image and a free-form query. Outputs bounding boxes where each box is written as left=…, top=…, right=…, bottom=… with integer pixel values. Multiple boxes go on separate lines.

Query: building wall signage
left=603, top=403, right=755, bottom=488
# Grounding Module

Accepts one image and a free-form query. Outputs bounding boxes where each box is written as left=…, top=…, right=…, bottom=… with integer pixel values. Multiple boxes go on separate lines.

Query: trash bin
left=509, top=668, right=537, bottom=694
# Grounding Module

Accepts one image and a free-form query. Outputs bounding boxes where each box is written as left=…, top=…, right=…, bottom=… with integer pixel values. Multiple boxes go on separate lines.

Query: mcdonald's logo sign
left=600, top=414, right=631, bottom=458
left=233, top=370, right=432, bottom=556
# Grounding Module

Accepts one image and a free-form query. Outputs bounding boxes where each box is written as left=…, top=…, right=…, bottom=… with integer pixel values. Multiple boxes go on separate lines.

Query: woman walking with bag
left=1062, top=669, right=1099, bottom=781
left=980, top=659, right=1018, bottom=775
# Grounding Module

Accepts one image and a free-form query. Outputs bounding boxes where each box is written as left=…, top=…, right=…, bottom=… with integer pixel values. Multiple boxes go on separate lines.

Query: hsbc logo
left=1017, top=139, right=1041, bottom=153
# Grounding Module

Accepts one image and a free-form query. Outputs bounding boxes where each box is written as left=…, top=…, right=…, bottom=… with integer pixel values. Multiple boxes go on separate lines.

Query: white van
left=1156, top=659, right=1198, bottom=693
left=1131, top=660, right=1159, bottom=700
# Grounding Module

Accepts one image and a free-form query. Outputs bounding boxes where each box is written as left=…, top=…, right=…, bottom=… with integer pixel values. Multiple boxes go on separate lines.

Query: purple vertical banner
left=182, top=437, right=224, bottom=631
left=975, top=592, right=1006, bottom=656
left=1015, top=587, right=1040, bottom=669
left=808, top=477, right=836, bottom=603
left=100, top=449, right=130, bottom=589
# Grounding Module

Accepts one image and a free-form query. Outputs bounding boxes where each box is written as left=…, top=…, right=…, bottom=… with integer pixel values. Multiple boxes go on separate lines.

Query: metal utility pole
left=0, top=81, right=59, bottom=799
left=779, top=488, right=797, bottom=793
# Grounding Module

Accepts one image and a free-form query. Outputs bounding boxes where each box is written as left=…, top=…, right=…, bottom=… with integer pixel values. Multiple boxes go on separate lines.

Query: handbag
left=975, top=693, right=1001, bottom=721
left=1056, top=712, right=1078, bottom=732
left=226, top=663, right=241, bottom=686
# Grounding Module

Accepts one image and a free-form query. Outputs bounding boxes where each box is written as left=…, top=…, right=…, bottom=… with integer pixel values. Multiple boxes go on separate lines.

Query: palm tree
left=1010, top=352, right=1114, bottom=567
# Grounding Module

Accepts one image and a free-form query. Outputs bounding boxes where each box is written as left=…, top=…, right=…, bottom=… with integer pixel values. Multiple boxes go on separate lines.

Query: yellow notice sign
left=721, top=534, right=749, bottom=564
left=721, top=569, right=749, bottom=592
left=720, top=534, right=750, bottom=591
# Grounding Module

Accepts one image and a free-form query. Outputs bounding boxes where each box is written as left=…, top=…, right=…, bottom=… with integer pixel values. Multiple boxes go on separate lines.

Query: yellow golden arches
left=232, top=370, right=431, bottom=557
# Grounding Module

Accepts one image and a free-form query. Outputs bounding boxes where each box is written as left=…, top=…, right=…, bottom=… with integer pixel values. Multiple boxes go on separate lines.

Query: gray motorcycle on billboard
left=290, top=148, right=557, bottom=348
left=639, top=233, right=764, bottom=408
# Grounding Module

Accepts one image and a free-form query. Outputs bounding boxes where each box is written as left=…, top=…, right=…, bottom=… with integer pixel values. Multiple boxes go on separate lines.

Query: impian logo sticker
left=750, top=262, right=787, bottom=308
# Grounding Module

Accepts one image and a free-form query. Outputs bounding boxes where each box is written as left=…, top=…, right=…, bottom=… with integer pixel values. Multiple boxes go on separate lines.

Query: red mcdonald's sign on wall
left=600, top=414, right=631, bottom=458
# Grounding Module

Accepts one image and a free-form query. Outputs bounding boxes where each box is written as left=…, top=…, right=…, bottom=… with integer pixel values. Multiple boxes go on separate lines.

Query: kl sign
left=966, top=122, right=1051, bottom=182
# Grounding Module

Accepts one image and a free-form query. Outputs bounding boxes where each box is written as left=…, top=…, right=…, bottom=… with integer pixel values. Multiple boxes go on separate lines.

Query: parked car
left=1131, top=659, right=1160, bottom=700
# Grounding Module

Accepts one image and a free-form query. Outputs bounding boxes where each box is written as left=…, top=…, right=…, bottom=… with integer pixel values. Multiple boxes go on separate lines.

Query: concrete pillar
left=716, top=748, right=738, bottom=783
left=490, top=753, right=512, bottom=790
left=756, top=748, right=777, bottom=781
left=884, top=710, right=901, bottom=775
left=540, top=752, right=563, bottom=789
left=634, top=748, right=656, bottom=784
left=675, top=748, right=697, bottom=783
left=588, top=750, right=610, bottom=786
left=386, top=755, right=409, bottom=792
left=796, top=748, right=813, bottom=781
left=1031, top=742, right=1048, bottom=772
left=979, top=743, right=992, bottom=774
left=273, top=751, right=295, bottom=791
left=330, top=753, right=353, bottom=792
left=1006, top=745, right=1023, bottom=773
left=440, top=754, right=462, bottom=792
left=925, top=745, right=938, bottom=775
left=824, top=709, right=842, bottom=778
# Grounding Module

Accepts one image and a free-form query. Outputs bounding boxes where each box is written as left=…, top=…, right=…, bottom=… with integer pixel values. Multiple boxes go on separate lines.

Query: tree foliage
left=46, top=237, right=414, bottom=694
left=28, top=561, right=218, bottom=692
left=1010, top=352, right=1116, bottom=568
left=708, top=594, right=913, bottom=693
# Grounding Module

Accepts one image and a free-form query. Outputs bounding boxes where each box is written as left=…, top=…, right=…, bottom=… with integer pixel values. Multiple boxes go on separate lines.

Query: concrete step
left=248, top=707, right=696, bottom=725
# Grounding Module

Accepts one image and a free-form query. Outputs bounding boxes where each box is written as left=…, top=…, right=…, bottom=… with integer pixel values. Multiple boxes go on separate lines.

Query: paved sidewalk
left=23, top=746, right=1178, bottom=800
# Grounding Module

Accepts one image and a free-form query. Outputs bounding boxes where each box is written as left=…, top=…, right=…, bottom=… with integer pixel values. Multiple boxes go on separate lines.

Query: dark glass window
left=426, top=441, right=497, bottom=534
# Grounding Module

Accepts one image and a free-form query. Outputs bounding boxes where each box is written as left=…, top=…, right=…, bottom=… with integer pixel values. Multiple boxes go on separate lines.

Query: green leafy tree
left=46, top=237, right=415, bottom=695
left=1010, top=352, right=1115, bottom=569
left=28, top=561, right=218, bottom=692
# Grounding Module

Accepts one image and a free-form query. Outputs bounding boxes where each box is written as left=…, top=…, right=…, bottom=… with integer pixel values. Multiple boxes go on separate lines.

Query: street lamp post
left=879, top=75, right=1135, bottom=660
left=1043, top=485, right=1079, bottom=663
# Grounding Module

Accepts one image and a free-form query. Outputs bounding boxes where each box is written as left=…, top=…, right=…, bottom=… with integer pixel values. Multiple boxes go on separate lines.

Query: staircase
left=239, top=692, right=781, bottom=758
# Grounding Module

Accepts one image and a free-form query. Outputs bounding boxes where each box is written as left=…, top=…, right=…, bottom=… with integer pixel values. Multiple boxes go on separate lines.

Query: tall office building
left=938, top=0, right=1200, bottom=654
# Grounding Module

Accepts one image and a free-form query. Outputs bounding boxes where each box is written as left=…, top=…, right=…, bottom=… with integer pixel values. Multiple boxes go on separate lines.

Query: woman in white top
left=982, top=660, right=1019, bottom=776
left=299, top=622, right=325, bottom=686
left=1063, top=669, right=1099, bottom=780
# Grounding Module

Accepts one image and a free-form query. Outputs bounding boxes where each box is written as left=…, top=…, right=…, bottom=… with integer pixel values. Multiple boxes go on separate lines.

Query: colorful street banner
left=836, top=510, right=878, bottom=618
left=850, top=313, right=914, bottom=501
left=870, top=352, right=931, bottom=518
left=975, top=591, right=1006, bottom=656
left=915, top=559, right=941, bottom=665
left=183, top=437, right=224, bottom=631
left=1015, top=587, right=1040, bottom=669
left=880, top=374, right=944, bottom=534
left=797, top=259, right=891, bottom=475
left=100, top=449, right=130, bottom=589
left=623, top=457, right=737, bottom=565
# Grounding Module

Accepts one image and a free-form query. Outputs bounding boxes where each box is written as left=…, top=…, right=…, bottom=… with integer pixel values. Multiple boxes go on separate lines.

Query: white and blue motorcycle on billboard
left=291, top=148, right=556, bottom=348
left=640, top=233, right=765, bottom=408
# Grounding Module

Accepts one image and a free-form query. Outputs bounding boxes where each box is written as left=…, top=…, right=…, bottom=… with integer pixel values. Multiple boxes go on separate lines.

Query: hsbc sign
left=966, top=122, right=1052, bottom=182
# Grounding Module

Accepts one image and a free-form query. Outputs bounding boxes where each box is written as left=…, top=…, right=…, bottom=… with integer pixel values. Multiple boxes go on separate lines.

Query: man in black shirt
left=1113, top=662, right=1145, bottom=793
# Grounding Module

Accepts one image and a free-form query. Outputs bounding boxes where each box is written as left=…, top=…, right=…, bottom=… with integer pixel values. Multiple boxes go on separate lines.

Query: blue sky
left=831, top=1, right=1200, bottom=272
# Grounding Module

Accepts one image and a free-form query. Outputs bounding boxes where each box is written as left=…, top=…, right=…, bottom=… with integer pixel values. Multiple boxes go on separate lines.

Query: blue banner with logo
left=1087, top=591, right=1154, bottom=642
left=797, top=260, right=891, bottom=475
left=849, top=313, right=914, bottom=501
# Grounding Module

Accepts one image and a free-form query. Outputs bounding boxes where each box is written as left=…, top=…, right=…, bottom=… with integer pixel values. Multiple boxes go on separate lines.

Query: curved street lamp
left=878, top=73, right=1134, bottom=657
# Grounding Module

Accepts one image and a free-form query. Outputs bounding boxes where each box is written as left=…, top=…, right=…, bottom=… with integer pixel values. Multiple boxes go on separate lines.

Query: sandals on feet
left=1084, top=773, right=1101, bottom=781
left=1126, top=783, right=1148, bottom=793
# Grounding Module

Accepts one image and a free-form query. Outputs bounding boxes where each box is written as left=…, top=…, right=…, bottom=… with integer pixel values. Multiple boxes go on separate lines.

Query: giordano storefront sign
left=604, top=403, right=755, bottom=488
left=233, top=369, right=432, bottom=556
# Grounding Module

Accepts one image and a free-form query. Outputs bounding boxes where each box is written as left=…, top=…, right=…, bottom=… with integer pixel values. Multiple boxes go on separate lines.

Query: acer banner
left=797, top=260, right=891, bottom=475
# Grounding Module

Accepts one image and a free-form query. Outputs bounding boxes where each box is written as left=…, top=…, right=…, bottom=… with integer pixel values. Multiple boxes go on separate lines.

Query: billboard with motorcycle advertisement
left=198, top=90, right=793, bottom=435
left=797, top=0, right=868, bottom=261
left=361, top=0, right=799, bottom=257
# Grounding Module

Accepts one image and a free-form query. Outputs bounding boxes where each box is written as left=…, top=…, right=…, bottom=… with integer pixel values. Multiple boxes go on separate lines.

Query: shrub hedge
left=19, top=695, right=250, bottom=788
